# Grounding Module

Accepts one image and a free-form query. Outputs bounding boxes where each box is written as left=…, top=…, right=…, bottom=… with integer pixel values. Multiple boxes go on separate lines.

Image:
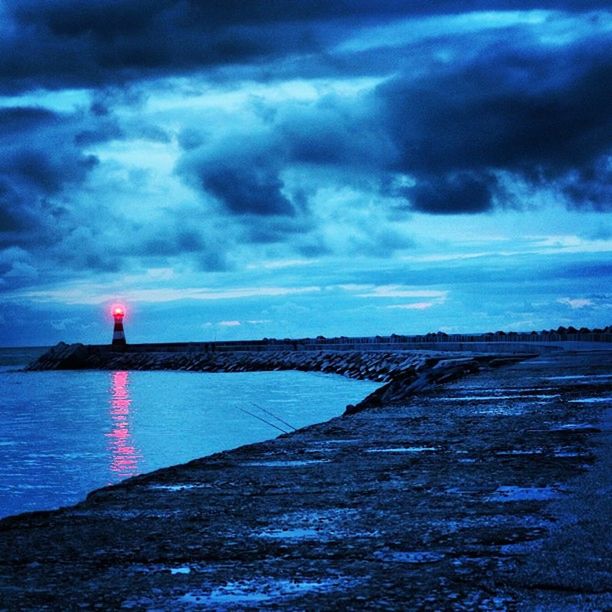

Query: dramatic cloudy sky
left=1, top=0, right=610, bottom=346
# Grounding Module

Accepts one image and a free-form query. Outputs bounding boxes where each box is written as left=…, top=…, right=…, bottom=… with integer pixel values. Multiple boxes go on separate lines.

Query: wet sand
left=0, top=348, right=610, bottom=609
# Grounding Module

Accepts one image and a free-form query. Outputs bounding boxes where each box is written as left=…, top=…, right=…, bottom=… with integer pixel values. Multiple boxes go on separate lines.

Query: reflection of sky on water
left=0, top=366, right=378, bottom=517
left=106, top=371, right=141, bottom=480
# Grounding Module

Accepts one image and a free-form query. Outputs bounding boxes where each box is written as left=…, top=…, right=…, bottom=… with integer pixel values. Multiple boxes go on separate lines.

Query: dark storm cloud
left=0, top=106, right=58, bottom=133
left=0, top=106, right=91, bottom=225
left=0, top=105, right=107, bottom=286
left=139, top=225, right=229, bottom=271
left=73, top=121, right=124, bottom=146
left=203, top=166, right=294, bottom=216
left=279, top=99, right=392, bottom=170
left=401, top=173, right=499, bottom=215
left=2, top=0, right=610, bottom=280
left=0, top=101, right=233, bottom=283
left=177, top=133, right=297, bottom=217
left=0, top=0, right=326, bottom=93
left=382, top=39, right=612, bottom=171
left=373, top=33, right=612, bottom=213
left=0, top=97, right=182, bottom=276
left=172, top=11, right=611, bottom=219
left=1, top=0, right=609, bottom=93
left=176, top=91, right=391, bottom=225
left=562, top=157, right=612, bottom=211
left=0, top=182, right=28, bottom=232
left=6, top=148, right=98, bottom=194
left=0, top=107, right=99, bottom=209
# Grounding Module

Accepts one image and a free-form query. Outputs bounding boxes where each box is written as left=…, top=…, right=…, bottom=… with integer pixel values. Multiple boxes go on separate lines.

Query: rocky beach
left=1, top=343, right=610, bottom=609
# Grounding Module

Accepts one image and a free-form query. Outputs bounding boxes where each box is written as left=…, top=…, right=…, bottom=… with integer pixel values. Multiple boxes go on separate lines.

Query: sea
left=0, top=347, right=380, bottom=519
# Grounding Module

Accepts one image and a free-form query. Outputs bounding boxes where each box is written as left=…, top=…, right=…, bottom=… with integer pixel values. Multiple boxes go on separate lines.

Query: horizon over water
left=0, top=347, right=380, bottom=519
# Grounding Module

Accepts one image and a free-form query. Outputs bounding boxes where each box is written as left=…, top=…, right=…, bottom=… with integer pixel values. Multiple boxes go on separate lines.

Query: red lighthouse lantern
left=111, top=305, right=127, bottom=347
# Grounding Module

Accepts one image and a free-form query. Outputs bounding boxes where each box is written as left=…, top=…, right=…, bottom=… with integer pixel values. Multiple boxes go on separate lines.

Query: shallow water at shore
left=0, top=357, right=379, bottom=518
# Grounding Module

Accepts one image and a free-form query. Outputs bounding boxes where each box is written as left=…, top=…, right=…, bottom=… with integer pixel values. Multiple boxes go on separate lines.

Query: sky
left=0, top=0, right=611, bottom=346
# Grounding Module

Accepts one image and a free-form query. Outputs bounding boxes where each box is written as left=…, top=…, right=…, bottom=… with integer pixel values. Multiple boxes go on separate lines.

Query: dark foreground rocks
left=2, top=349, right=611, bottom=609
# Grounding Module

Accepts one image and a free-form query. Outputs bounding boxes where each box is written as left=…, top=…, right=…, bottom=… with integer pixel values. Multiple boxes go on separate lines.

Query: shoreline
left=1, top=345, right=610, bottom=608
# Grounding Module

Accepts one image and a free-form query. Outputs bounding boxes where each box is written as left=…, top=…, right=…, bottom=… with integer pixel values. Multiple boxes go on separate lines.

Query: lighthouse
left=111, top=306, right=127, bottom=347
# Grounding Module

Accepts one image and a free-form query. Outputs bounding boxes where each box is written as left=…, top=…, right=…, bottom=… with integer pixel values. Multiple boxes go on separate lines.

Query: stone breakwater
left=27, top=342, right=433, bottom=381
left=345, top=354, right=527, bottom=413
left=27, top=342, right=533, bottom=413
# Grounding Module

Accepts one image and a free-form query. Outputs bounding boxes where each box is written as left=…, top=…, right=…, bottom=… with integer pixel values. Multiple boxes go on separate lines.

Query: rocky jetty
left=27, top=343, right=535, bottom=412
left=26, top=342, right=438, bottom=382
left=345, top=354, right=530, bottom=413
left=26, top=341, right=93, bottom=371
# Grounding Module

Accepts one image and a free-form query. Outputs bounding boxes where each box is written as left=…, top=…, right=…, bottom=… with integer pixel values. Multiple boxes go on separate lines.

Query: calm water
left=0, top=348, right=379, bottom=518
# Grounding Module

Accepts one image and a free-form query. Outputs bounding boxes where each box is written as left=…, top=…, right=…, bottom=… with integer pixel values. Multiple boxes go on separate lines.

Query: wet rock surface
left=2, top=349, right=611, bottom=609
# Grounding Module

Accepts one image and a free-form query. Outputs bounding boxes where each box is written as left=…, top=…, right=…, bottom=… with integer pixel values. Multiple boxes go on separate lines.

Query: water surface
left=0, top=349, right=379, bottom=518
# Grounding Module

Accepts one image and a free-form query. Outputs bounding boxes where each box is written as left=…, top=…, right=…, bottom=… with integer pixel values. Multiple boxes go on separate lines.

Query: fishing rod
left=237, top=406, right=290, bottom=434
left=250, top=402, right=297, bottom=432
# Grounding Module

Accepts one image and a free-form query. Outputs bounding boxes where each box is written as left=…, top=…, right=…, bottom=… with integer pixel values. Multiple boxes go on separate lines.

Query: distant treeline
left=264, top=325, right=612, bottom=345
left=118, top=325, right=611, bottom=353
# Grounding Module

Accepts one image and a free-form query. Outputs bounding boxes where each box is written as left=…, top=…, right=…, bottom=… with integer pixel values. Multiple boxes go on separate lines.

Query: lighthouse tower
left=111, top=306, right=127, bottom=347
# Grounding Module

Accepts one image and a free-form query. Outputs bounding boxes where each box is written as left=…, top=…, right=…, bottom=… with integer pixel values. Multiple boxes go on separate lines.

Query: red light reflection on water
left=106, top=370, right=141, bottom=480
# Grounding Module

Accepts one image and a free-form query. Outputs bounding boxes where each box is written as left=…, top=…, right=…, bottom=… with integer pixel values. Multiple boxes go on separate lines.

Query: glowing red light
left=111, top=304, right=126, bottom=318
